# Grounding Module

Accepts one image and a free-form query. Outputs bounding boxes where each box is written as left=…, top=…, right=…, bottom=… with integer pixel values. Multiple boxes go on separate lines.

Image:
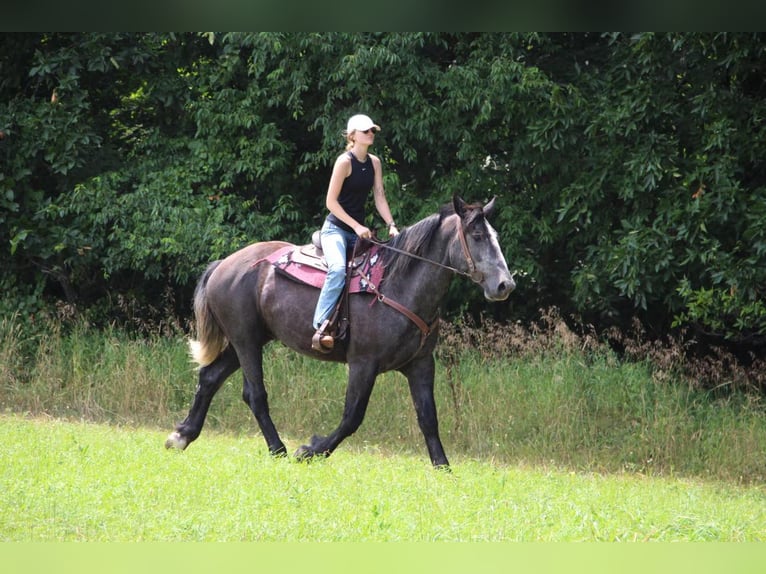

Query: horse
left=165, top=195, right=515, bottom=468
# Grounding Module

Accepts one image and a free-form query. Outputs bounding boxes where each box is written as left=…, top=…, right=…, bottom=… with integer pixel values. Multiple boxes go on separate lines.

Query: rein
left=369, top=216, right=484, bottom=284
left=355, top=215, right=484, bottom=357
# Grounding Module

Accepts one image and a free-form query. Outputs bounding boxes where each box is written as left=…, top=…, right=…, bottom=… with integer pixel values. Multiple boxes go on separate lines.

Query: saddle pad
left=263, top=244, right=385, bottom=294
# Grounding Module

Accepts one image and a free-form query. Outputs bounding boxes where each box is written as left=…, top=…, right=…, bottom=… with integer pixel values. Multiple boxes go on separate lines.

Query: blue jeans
left=312, top=219, right=357, bottom=330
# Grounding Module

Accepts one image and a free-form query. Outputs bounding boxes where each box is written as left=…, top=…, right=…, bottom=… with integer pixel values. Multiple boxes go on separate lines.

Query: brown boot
left=311, top=327, right=334, bottom=353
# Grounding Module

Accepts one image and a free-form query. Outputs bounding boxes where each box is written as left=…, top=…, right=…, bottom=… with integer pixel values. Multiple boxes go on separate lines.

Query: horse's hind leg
left=240, top=347, right=287, bottom=456
left=165, top=345, right=239, bottom=450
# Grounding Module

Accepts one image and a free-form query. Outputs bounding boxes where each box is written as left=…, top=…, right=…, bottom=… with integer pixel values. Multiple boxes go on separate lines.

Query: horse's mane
left=381, top=202, right=456, bottom=277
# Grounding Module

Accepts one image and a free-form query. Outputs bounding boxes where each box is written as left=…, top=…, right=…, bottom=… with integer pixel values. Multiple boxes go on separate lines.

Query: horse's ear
left=453, top=195, right=468, bottom=218
left=483, top=196, right=497, bottom=219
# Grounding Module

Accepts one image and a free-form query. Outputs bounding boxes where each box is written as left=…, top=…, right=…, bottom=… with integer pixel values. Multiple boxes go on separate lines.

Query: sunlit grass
left=1, top=415, right=764, bottom=542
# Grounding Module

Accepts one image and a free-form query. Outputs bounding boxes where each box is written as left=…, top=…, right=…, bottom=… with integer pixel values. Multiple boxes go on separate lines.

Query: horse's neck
left=384, top=222, right=456, bottom=318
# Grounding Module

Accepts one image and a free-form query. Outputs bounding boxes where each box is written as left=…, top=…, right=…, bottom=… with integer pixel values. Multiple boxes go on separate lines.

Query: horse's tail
left=189, top=260, right=228, bottom=368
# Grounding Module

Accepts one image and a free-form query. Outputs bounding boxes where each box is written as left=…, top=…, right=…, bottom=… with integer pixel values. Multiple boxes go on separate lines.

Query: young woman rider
left=311, top=113, right=399, bottom=352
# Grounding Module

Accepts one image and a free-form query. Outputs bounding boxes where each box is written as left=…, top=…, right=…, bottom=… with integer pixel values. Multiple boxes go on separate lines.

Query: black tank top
left=327, top=151, right=374, bottom=233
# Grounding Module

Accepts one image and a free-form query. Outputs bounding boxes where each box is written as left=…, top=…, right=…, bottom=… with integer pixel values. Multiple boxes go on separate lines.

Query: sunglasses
left=361, top=128, right=377, bottom=134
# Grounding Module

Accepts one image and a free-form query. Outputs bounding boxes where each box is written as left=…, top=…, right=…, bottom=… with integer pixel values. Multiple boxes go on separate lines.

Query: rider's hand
left=355, top=225, right=372, bottom=240
left=388, top=224, right=399, bottom=237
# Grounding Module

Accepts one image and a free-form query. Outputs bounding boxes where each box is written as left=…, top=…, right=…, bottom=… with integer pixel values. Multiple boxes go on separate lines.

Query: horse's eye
left=472, top=233, right=485, bottom=242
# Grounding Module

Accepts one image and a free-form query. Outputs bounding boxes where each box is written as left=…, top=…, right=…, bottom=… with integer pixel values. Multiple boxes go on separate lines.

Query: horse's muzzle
left=484, top=273, right=515, bottom=301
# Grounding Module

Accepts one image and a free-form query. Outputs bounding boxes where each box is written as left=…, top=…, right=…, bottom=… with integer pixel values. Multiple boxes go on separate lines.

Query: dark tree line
left=2, top=32, right=765, bottom=352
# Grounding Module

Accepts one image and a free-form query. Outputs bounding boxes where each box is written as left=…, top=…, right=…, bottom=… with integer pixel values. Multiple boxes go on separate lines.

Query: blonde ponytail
left=343, top=129, right=355, bottom=150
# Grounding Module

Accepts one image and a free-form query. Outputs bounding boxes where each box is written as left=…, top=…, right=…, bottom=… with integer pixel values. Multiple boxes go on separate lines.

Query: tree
left=2, top=32, right=764, bottom=350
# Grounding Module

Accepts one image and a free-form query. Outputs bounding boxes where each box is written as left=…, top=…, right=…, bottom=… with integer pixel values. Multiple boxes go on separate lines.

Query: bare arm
left=371, top=154, right=399, bottom=236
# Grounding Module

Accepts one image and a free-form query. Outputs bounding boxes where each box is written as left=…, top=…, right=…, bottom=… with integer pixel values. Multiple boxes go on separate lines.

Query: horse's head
left=452, top=195, right=515, bottom=301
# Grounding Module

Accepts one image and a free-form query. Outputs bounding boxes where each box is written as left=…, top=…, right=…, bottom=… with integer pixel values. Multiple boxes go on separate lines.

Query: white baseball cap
left=346, top=114, right=380, bottom=133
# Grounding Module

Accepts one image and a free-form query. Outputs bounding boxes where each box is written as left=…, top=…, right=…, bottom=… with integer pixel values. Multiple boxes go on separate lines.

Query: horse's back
left=227, top=240, right=293, bottom=266
left=203, top=240, right=292, bottom=309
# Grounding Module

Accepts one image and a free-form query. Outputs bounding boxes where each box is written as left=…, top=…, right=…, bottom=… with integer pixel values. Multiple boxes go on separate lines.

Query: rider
left=311, top=113, right=399, bottom=352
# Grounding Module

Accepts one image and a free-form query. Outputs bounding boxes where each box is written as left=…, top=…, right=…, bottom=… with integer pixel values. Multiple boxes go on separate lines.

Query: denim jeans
left=312, top=219, right=357, bottom=330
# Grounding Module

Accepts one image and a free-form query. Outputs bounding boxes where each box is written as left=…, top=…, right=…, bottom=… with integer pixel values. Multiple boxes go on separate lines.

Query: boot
left=311, top=321, right=334, bottom=353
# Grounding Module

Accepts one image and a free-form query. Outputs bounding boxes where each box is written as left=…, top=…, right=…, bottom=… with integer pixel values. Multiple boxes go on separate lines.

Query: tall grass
left=1, top=318, right=191, bottom=424
left=1, top=313, right=764, bottom=483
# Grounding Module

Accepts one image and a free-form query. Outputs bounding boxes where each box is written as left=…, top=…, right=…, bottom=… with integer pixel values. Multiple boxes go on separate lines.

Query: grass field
left=1, top=414, right=764, bottom=542
left=2, top=316, right=766, bottom=542
left=3, top=317, right=765, bottom=483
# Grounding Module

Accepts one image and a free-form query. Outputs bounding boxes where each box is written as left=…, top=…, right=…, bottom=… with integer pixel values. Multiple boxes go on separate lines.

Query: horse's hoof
left=165, top=431, right=189, bottom=450
left=270, top=445, right=288, bottom=458
left=293, top=445, right=314, bottom=461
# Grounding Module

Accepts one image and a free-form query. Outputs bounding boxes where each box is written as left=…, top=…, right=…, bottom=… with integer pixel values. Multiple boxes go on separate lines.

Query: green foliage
left=2, top=32, right=765, bottom=347
left=557, top=33, right=766, bottom=343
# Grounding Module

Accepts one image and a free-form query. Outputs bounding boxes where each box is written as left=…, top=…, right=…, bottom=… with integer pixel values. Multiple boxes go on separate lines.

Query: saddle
left=264, top=234, right=384, bottom=293
left=261, top=234, right=385, bottom=346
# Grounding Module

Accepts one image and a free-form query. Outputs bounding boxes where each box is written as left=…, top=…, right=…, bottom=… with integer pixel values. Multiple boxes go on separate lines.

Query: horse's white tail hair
left=188, top=261, right=228, bottom=368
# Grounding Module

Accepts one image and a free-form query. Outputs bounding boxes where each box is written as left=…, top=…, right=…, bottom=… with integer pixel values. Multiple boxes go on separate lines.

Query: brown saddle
left=285, top=230, right=376, bottom=276
left=256, top=232, right=435, bottom=354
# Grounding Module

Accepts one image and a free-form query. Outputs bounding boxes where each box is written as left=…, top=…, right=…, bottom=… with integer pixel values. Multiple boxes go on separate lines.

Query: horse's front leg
left=295, top=361, right=378, bottom=461
left=401, top=354, right=450, bottom=469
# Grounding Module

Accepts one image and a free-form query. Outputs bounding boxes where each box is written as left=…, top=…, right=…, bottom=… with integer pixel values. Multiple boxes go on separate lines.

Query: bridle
left=369, top=214, right=485, bottom=284
left=356, top=214, right=488, bottom=360
left=455, top=219, right=485, bottom=283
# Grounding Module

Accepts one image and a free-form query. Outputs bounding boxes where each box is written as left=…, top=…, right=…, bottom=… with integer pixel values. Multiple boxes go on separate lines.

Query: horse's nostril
left=499, top=279, right=515, bottom=294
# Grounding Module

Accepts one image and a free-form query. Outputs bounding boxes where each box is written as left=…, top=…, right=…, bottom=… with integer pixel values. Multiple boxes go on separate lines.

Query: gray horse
left=166, top=196, right=515, bottom=468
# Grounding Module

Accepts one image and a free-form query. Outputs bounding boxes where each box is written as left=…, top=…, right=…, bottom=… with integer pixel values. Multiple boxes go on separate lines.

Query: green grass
left=2, top=317, right=766, bottom=484
left=1, top=414, right=764, bottom=541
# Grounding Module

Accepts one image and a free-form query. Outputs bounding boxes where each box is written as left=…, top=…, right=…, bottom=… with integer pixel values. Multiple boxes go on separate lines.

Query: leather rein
left=369, top=217, right=485, bottom=284
left=357, top=216, right=484, bottom=352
